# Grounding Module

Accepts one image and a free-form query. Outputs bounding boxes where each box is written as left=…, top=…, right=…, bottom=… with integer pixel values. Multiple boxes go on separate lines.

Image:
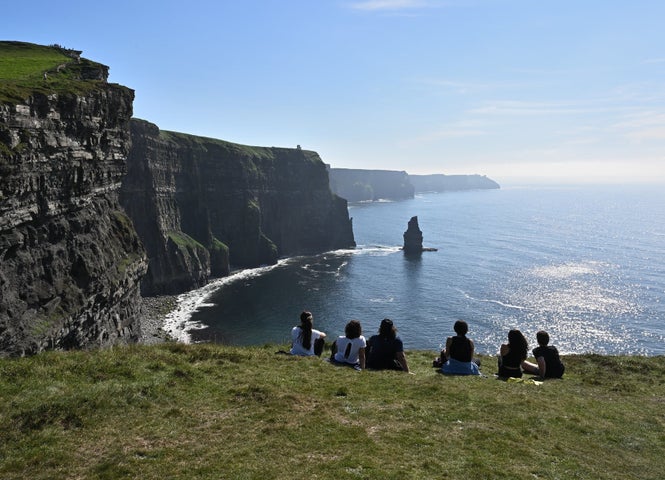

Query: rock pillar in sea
left=403, top=216, right=424, bottom=254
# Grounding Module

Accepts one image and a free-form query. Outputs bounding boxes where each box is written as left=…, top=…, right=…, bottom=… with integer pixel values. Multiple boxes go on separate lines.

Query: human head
left=508, top=329, right=528, bottom=358
left=536, top=330, right=550, bottom=346
left=379, top=318, right=396, bottom=339
left=453, top=320, right=468, bottom=336
left=300, top=311, right=313, bottom=329
left=345, top=320, right=362, bottom=339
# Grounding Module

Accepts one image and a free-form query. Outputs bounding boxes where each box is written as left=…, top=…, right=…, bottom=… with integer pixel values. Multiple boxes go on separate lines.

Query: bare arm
left=500, top=343, right=510, bottom=356
left=443, top=337, right=453, bottom=360
left=537, top=356, right=546, bottom=378
left=396, top=351, right=410, bottom=373
left=359, top=347, right=366, bottom=370
left=469, top=339, right=475, bottom=359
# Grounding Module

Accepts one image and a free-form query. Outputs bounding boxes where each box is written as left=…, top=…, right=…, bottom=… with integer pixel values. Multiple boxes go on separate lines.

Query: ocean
left=164, top=184, right=665, bottom=356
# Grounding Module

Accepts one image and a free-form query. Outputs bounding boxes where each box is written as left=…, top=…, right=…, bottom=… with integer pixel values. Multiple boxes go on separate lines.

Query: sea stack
left=403, top=216, right=437, bottom=254
left=403, top=216, right=424, bottom=254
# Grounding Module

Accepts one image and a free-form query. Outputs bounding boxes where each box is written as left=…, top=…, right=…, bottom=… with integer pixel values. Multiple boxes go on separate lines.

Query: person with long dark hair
left=290, top=311, right=326, bottom=356
left=330, top=320, right=366, bottom=370
left=497, top=329, right=528, bottom=378
left=366, top=318, right=411, bottom=373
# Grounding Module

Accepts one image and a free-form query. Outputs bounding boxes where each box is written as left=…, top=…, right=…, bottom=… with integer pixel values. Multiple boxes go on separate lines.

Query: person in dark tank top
left=434, top=320, right=480, bottom=375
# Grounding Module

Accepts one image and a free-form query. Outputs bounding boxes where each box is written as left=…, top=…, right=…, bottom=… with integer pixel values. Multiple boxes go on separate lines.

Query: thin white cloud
left=469, top=100, right=626, bottom=116
left=613, top=111, right=665, bottom=141
left=348, top=0, right=429, bottom=10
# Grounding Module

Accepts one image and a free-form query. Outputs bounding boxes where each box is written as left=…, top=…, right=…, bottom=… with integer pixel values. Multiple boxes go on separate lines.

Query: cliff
left=121, top=120, right=355, bottom=295
left=0, top=42, right=147, bottom=356
left=328, top=168, right=414, bottom=202
left=328, top=168, right=499, bottom=202
left=409, top=174, right=500, bottom=192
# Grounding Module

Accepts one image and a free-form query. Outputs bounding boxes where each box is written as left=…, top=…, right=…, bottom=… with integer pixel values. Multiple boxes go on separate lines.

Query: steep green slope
left=0, top=41, right=109, bottom=103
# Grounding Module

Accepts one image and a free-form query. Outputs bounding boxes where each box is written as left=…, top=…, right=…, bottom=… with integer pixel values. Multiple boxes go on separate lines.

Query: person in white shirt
left=290, top=311, right=326, bottom=356
left=330, top=320, right=366, bottom=370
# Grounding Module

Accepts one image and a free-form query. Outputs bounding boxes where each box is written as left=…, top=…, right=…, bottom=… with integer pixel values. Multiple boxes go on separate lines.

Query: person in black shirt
left=366, top=318, right=411, bottom=373
left=434, top=320, right=480, bottom=375
left=523, top=330, right=565, bottom=379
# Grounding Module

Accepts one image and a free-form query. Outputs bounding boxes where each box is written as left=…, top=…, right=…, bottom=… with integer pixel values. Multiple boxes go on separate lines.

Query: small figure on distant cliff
left=330, top=320, right=366, bottom=370
left=522, top=330, right=565, bottom=379
left=290, top=311, right=326, bottom=356
left=366, top=318, right=411, bottom=373
left=433, top=320, right=480, bottom=375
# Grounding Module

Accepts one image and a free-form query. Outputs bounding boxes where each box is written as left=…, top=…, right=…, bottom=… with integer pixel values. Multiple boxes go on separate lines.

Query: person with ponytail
left=290, top=311, right=326, bottom=356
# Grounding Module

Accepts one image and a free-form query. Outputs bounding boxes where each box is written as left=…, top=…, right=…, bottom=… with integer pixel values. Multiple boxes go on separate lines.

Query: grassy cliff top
left=0, top=41, right=112, bottom=104
left=1, top=344, right=663, bottom=479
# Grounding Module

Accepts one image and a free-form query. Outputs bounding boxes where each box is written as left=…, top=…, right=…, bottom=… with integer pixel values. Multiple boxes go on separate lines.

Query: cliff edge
left=0, top=42, right=147, bottom=355
left=121, top=120, right=355, bottom=296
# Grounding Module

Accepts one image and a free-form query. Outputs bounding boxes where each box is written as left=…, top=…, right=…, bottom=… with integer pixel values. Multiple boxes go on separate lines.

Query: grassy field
left=0, top=41, right=104, bottom=103
left=0, top=344, right=663, bottom=479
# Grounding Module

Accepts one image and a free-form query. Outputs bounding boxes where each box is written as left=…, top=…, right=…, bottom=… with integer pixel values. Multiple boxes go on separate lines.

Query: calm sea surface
left=165, top=185, right=665, bottom=355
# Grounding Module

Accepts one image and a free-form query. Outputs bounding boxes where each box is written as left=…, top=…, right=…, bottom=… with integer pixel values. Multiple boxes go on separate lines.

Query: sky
left=4, top=0, right=665, bottom=184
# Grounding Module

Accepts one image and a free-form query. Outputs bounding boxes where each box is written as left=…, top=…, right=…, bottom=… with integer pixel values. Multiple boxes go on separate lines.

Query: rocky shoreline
left=138, top=296, right=178, bottom=345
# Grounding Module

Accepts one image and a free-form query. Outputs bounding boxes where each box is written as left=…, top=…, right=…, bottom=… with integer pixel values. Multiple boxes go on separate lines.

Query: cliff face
left=329, top=169, right=501, bottom=203
left=329, top=168, right=414, bottom=202
left=409, top=174, right=500, bottom=192
left=0, top=69, right=147, bottom=356
left=121, top=120, right=355, bottom=295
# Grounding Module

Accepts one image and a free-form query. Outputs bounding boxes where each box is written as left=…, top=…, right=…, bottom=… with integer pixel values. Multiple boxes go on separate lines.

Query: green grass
left=0, top=41, right=107, bottom=103
left=1, top=345, right=663, bottom=479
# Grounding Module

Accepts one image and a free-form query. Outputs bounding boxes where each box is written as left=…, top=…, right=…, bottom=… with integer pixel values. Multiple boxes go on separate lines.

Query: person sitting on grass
left=435, top=320, right=480, bottom=375
left=497, top=329, right=528, bottom=378
left=522, top=330, right=565, bottom=379
left=330, top=320, right=366, bottom=370
left=290, top=311, right=326, bottom=356
left=366, top=318, right=411, bottom=373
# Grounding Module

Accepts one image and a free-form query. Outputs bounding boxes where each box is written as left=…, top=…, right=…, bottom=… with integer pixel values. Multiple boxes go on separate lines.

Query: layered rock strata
left=0, top=66, right=147, bottom=356
left=121, top=120, right=355, bottom=295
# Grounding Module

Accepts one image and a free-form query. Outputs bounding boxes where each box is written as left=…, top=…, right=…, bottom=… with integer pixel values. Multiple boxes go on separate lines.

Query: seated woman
left=366, top=318, right=410, bottom=373
left=290, top=311, right=326, bottom=356
left=330, top=320, right=366, bottom=370
left=497, top=329, right=528, bottom=378
left=437, top=320, right=480, bottom=375
left=522, top=330, right=565, bottom=379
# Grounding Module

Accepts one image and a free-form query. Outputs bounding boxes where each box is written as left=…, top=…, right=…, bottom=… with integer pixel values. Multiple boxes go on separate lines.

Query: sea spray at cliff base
left=167, top=186, right=665, bottom=356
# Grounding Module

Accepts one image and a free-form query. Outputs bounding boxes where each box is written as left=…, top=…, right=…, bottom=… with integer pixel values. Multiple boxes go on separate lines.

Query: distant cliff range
left=328, top=168, right=499, bottom=202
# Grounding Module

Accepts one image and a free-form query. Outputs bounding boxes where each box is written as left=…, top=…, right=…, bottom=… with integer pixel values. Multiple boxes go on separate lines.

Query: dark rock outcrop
left=403, top=216, right=424, bottom=254
left=121, top=120, right=355, bottom=295
left=409, top=174, right=500, bottom=193
left=328, top=168, right=414, bottom=202
left=0, top=64, right=147, bottom=356
left=402, top=216, right=437, bottom=254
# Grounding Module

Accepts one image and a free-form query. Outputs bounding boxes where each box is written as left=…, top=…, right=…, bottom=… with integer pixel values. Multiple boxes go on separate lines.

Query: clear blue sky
left=5, top=0, right=665, bottom=183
